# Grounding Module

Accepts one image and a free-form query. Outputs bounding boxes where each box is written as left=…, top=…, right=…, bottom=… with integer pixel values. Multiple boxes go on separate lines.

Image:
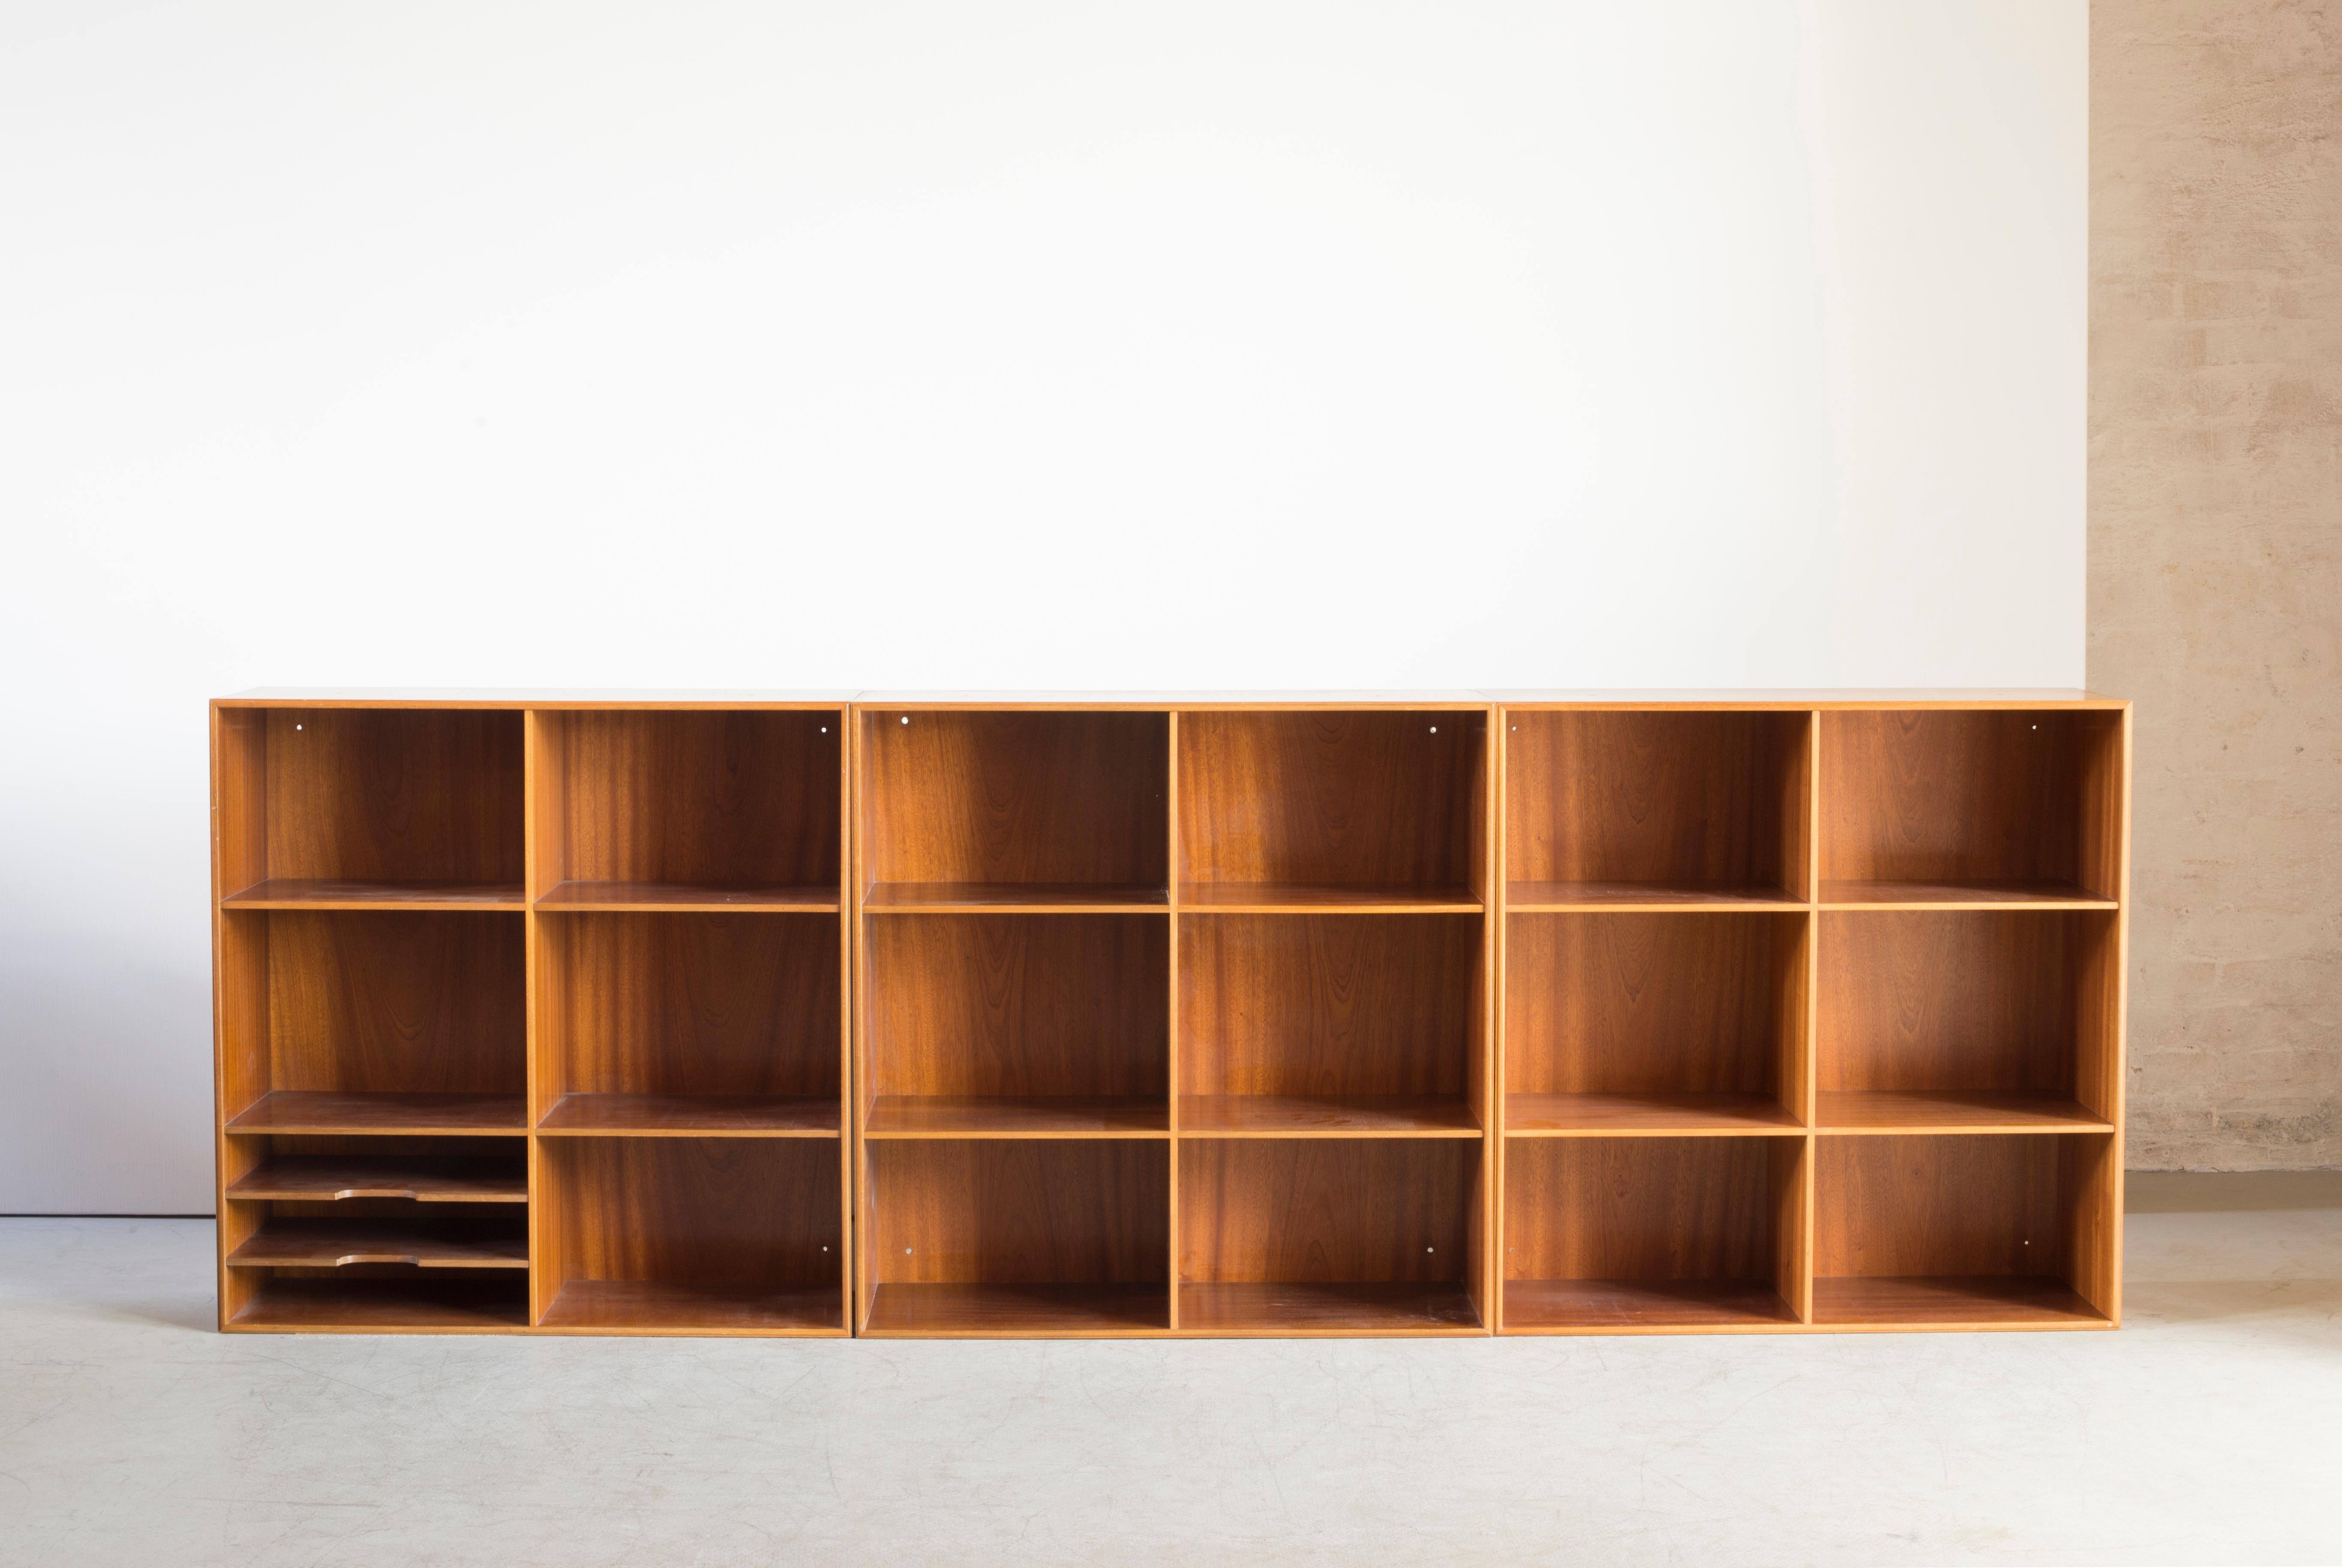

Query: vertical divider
left=1797, top=708, right=1823, bottom=1322
left=1480, top=702, right=1501, bottom=1332
left=849, top=704, right=870, bottom=1333
left=522, top=710, right=549, bottom=1324
left=211, top=703, right=268, bottom=1329
left=2107, top=704, right=2133, bottom=1324
left=836, top=703, right=856, bottom=1333
left=1165, top=710, right=1182, bottom=1333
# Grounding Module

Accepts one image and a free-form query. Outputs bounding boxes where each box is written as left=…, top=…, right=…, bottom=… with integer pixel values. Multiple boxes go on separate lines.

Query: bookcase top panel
left=218, top=688, right=856, bottom=709
left=219, top=688, right=2125, bottom=710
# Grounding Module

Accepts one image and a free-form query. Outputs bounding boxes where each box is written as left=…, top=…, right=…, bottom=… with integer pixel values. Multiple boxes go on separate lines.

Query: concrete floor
left=2, top=1176, right=2336, bottom=1567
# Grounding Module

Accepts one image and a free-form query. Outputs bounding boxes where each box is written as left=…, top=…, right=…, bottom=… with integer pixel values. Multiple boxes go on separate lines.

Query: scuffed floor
left=2, top=1177, right=2336, bottom=1567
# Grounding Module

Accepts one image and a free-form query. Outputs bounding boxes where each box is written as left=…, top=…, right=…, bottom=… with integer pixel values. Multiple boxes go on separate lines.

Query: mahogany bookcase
left=210, top=689, right=2126, bottom=1338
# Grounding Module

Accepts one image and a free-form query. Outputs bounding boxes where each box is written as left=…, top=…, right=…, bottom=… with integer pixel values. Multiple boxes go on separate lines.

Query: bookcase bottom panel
left=539, top=1279, right=845, bottom=1335
left=230, top=1277, right=530, bottom=1333
left=1505, top=1279, right=1800, bottom=1333
left=1813, top=1275, right=2111, bottom=1330
left=1177, top=1281, right=1482, bottom=1336
left=862, top=1282, right=1170, bottom=1336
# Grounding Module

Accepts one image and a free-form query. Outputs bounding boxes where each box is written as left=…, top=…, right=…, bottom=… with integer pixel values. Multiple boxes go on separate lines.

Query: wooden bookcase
left=850, top=699, right=1497, bottom=1336
left=211, top=689, right=2125, bottom=1337
left=1493, top=695, right=2128, bottom=1334
left=211, top=694, right=855, bottom=1334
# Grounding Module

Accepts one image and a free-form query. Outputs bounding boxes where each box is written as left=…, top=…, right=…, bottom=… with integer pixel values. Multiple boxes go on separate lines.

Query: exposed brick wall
left=2091, top=0, right=2340, bottom=1167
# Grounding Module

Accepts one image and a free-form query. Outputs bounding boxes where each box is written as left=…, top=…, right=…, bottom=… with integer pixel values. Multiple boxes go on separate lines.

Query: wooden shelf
left=863, top=1282, right=1170, bottom=1336
left=1819, top=879, right=2115, bottom=910
left=1179, top=1281, right=1482, bottom=1335
left=538, top=1280, right=843, bottom=1335
left=536, top=880, right=837, bottom=912
left=1505, top=1278, right=1800, bottom=1332
left=225, top=1221, right=529, bottom=1270
left=223, top=879, right=524, bottom=910
left=1812, top=1275, right=2110, bottom=1329
left=226, top=1091, right=527, bottom=1136
left=225, top=1156, right=526, bottom=1203
left=1505, top=1092, right=1802, bottom=1136
left=1817, top=1090, right=2112, bottom=1135
left=864, top=1095, right=1168, bottom=1138
left=538, top=1093, right=840, bottom=1136
left=1179, top=1095, right=1479, bottom=1136
left=1178, top=882, right=1479, bottom=912
left=229, top=1278, right=529, bottom=1332
left=863, top=881, right=1167, bottom=912
left=1506, top=881, right=1801, bottom=912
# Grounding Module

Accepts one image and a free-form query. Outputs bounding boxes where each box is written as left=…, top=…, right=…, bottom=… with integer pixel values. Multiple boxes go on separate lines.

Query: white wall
left=0, top=1, right=2084, bottom=1212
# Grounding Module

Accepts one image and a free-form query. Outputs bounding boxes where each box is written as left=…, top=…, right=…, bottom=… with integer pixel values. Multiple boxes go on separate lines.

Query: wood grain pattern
left=548, top=709, right=841, bottom=889
left=1821, top=710, right=2111, bottom=895
left=1504, top=710, right=1810, bottom=898
left=1179, top=914, right=1478, bottom=1099
left=1818, top=911, right=2117, bottom=1106
left=540, top=912, right=839, bottom=1099
left=1505, top=913, right=1804, bottom=1109
left=1506, top=881, right=1801, bottom=910
left=542, top=1137, right=844, bottom=1330
left=861, top=710, right=1168, bottom=891
left=226, top=1156, right=527, bottom=1203
left=1815, top=1134, right=2095, bottom=1281
left=535, top=881, right=836, bottom=912
left=1504, top=1092, right=1803, bottom=1135
left=865, top=1140, right=1168, bottom=1288
left=1816, top=1090, right=2111, bottom=1134
left=1816, top=879, right=2113, bottom=908
left=260, top=708, right=523, bottom=888
left=1178, top=1139, right=1474, bottom=1285
left=226, top=1091, right=527, bottom=1135
left=1504, top=1278, right=1798, bottom=1331
left=226, top=879, right=525, bottom=909
left=1176, top=882, right=1478, bottom=912
left=1177, top=1095, right=1480, bottom=1135
left=537, top=1093, right=840, bottom=1135
left=1503, top=1137, right=1788, bottom=1283
left=226, top=1221, right=529, bottom=1269
left=863, top=882, right=1166, bottom=911
left=863, top=1095, right=1167, bottom=1137
left=538, top=1280, right=843, bottom=1334
left=1177, top=711, right=1483, bottom=893
left=229, top=1278, right=530, bottom=1332
left=1811, top=1275, right=2108, bottom=1328
left=864, top=914, right=1168, bottom=1100
left=263, top=911, right=526, bottom=1095
left=864, top=1282, right=1170, bottom=1335
left=1176, top=1281, right=1480, bottom=1335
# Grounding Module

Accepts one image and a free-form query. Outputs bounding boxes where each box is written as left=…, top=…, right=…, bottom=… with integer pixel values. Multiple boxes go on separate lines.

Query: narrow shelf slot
left=1812, top=1275, right=2110, bottom=1328
left=864, top=1282, right=1170, bottom=1336
left=1505, top=1278, right=1800, bottom=1331
left=539, top=1280, right=843, bottom=1334
left=538, top=1093, right=840, bottom=1136
left=225, top=1220, right=529, bottom=1270
left=1506, top=880, right=1801, bottom=912
left=1179, top=1094, right=1480, bottom=1136
left=227, top=1091, right=527, bottom=1136
left=225, top=1155, right=526, bottom=1203
left=863, top=881, right=1168, bottom=912
left=223, top=879, right=524, bottom=910
left=864, top=1095, right=1168, bottom=1138
left=1505, top=1092, right=1803, bottom=1136
left=537, top=880, right=837, bottom=912
left=1177, top=1281, right=1481, bottom=1335
left=1178, top=882, right=1479, bottom=913
left=1817, top=1090, right=2112, bottom=1135
left=230, top=1278, right=529, bottom=1332
left=1819, top=879, right=2116, bottom=910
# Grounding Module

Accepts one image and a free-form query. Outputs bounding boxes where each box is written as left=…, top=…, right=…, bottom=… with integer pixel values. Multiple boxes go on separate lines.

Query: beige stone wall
left=2091, top=1, right=2339, bottom=1168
